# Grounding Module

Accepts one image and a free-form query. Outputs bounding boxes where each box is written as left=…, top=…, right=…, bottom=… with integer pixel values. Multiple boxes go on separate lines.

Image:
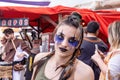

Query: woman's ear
left=96, top=29, right=99, bottom=36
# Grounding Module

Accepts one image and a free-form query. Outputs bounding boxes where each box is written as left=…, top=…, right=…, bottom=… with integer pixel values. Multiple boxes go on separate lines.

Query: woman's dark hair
left=58, top=12, right=82, bottom=28
left=32, top=12, right=83, bottom=80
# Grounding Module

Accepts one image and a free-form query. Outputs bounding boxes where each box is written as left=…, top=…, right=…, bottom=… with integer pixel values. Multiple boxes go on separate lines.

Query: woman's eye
left=69, top=37, right=76, bottom=43
left=68, top=37, right=79, bottom=47
left=69, top=39, right=76, bottom=43
left=55, top=34, right=64, bottom=42
left=58, top=35, right=63, bottom=40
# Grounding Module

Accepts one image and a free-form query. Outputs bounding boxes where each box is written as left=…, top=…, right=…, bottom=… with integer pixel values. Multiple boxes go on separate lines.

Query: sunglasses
left=55, top=33, right=79, bottom=47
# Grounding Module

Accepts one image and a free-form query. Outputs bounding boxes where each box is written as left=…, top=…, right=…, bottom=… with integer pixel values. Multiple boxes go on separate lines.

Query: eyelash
left=55, top=34, right=79, bottom=47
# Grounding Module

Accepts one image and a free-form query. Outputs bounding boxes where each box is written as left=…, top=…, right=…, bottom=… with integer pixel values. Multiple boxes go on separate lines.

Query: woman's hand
left=91, top=49, right=104, bottom=66
left=92, top=50, right=101, bottom=59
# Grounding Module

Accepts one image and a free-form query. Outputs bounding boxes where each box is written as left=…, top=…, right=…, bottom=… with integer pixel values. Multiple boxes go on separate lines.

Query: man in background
left=25, top=39, right=41, bottom=80
left=2, top=28, right=31, bottom=80
left=78, top=21, right=108, bottom=80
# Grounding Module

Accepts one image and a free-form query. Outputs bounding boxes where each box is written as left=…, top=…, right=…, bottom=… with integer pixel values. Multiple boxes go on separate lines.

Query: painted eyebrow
left=69, top=37, right=78, bottom=41
left=70, top=34, right=77, bottom=40
left=57, top=30, right=64, bottom=35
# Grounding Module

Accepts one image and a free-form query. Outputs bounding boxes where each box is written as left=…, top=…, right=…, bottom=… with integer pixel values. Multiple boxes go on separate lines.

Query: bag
left=13, top=63, right=24, bottom=71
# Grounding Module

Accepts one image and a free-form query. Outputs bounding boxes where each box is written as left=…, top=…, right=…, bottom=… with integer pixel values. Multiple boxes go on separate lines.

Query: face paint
left=68, top=37, right=79, bottom=47
left=55, top=32, right=79, bottom=47
left=55, top=32, right=64, bottom=43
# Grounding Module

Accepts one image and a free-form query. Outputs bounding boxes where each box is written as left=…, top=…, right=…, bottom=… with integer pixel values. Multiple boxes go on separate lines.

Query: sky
left=0, top=0, right=101, bottom=7
left=49, top=0, right=100, bottom=7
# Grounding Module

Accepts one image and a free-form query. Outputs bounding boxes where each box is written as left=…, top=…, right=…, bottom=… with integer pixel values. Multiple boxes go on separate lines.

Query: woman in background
left=92, top=21, right=120, bottom=80
left=0, top=36, right=7, bottom=61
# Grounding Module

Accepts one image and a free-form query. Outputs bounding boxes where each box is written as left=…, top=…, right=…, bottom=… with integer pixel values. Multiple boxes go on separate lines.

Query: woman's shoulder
left=108, top=54, right=120, bottom=79
left=108, top=53, right=120, bottom=67
left=34, top=52, right=51, bottom=62
left=76, top=60, right=92, bottom=72
left=74, top=59, right=94, bottom=80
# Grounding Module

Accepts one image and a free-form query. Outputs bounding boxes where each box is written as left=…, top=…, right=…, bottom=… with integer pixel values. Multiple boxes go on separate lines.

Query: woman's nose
left=61, top=39, right=68, bottom=47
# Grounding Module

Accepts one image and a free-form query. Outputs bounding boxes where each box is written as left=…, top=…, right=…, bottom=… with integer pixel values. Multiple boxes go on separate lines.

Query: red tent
left=0, top=5, right=120, bottom=43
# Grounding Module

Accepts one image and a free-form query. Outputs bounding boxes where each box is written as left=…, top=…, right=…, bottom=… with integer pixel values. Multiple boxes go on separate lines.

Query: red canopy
left=0, top=5, right=120, bottom=43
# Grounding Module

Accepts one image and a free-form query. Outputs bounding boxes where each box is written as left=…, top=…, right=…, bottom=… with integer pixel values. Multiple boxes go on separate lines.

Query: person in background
left=31, top=12, right=94, bottom=80
left=0, top=36, right=7, bottom=80
left=31, top=31, right=37, bottom=41
left=78, top=21, right=108, bottom=80
left=25, top=39, right=40, bottom=80
left=0, top=36, right=7, bottom=61
left=83, top=26, right=87, bottom=37
left=92, top=20, right=120, bottom=80
left=2, top=28, right=31, bottom=80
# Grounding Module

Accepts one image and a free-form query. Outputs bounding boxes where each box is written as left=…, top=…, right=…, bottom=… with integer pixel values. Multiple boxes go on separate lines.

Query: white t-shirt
left=107, top=54, right=120, bottom=80
left=13, top=45, right=29, bottom=61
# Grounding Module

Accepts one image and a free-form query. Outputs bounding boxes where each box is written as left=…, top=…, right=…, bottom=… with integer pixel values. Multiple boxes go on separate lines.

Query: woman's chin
left=56, top=50, right=72, bottom=57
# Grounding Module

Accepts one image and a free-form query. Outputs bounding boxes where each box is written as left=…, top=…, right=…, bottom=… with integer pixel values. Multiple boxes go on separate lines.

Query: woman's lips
left=59, top=47, right=68, bottom=52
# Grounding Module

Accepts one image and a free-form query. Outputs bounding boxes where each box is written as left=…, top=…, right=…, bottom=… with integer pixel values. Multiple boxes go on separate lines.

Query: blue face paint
left=55, top=34, right=64, bottom=43
left=68, top=37, right=79, bottom=47
left=55, top=34, right=79, bottom=47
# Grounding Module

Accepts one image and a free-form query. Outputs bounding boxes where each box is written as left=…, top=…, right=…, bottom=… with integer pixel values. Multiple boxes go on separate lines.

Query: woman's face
left=54, top=24, right=81, bottom=57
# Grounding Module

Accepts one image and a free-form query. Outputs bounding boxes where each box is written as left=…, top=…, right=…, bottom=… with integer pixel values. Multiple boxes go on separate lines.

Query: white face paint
left=54, top=24, right=81, bottom=57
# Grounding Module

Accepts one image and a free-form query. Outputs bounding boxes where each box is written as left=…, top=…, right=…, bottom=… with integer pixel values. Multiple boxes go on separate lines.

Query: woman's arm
left=91, top=50, right=108, bottom=75
left=107, top=54, right=120, bottom=79
left=78, top=67, right=94, bottom=80
left=74, top=60, right=94, bottom=80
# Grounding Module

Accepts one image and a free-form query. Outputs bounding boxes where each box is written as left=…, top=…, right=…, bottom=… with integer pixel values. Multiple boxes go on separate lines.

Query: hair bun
left=71, top=12, right=82, bottom=19
left=68, top=12, right=82, bottom=28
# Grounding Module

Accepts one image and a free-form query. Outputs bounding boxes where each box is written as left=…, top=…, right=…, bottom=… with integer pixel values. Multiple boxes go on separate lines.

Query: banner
left=0, top=0, right=50, bottom=7
left=0, top=18, right=29, bottom=27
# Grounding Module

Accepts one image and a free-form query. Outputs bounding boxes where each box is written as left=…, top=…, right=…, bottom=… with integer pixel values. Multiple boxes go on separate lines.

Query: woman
left=91, top=21, right=120, bottom=80
left=31, top=12, right=94, bottom=80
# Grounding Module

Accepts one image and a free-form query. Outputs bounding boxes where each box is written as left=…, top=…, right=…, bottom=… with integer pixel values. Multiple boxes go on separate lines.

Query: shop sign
left=0, top=18, right=29, bottom=27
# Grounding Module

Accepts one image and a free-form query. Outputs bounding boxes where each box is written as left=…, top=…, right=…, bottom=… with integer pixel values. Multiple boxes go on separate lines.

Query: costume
left=78, top=37, right=108, bottom=80
left=3, top=38, right=30, bottom=80
left=4, top=38, right=30, bottom=62
left=100, top=51, right=120, bottom=80
left=35, top=59, right=49, bottom=80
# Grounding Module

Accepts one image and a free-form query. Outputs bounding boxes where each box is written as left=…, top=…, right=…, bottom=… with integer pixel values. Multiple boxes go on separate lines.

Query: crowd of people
left=0, top=11, right=120, bottom=80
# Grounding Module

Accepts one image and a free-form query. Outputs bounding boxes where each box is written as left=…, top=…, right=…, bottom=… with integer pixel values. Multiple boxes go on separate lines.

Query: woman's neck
left=52, top=54, right=72, bottom=67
